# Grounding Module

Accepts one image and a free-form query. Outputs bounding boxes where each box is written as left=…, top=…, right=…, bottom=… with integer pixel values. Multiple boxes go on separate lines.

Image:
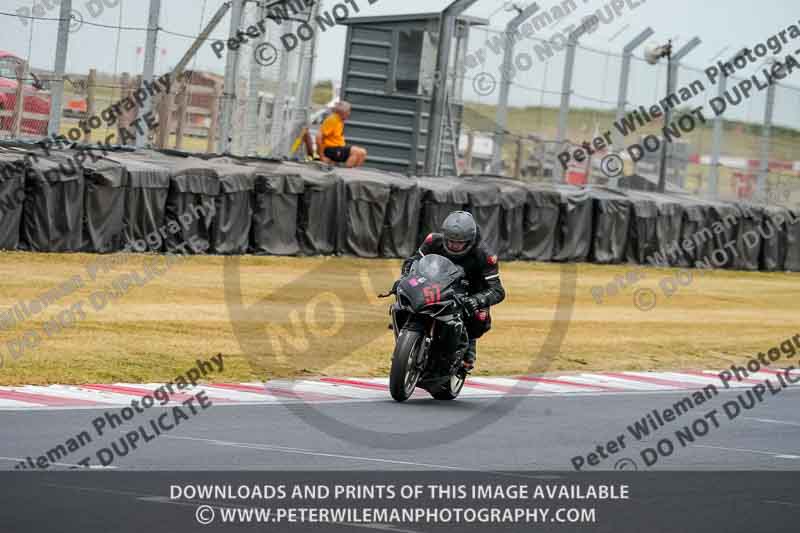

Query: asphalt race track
left=2, top=385, right=799, bottom=471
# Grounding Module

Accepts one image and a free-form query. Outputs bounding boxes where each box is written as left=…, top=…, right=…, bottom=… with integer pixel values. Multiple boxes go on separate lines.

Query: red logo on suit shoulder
left=488, top=255, right=498, bottom=265
left=424, top=233, right=434, bottom=244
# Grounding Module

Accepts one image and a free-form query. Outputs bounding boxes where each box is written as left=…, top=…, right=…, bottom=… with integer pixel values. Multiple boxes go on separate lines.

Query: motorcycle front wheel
left=389, top=327, right=424, bottom=402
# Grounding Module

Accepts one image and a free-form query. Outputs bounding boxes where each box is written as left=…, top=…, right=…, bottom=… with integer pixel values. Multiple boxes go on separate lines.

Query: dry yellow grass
left=0, top=251, right=797, bottom=385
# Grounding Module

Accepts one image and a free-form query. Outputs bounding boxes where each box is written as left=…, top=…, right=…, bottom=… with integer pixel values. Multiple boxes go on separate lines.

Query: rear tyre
left=389, top=328, right=424, bottom=402
left=430, top=373, right=465, bottom=400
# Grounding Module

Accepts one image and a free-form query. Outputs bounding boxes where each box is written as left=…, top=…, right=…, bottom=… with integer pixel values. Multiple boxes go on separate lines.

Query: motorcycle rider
left=401, top=211, right=505, bottom=371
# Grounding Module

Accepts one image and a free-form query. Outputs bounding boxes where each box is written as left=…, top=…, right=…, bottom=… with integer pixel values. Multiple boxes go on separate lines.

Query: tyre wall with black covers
left=456, top=179, right=502, bottom=256
left=625, top=194, right=659, bottom=265
left=761, top=206, right=788, bottom=272
left=0, top=146, right=798, bottom=273
left=206, top=160, right=257, bottom=255
left=379, top=174, right=421, bottom=259
left=0, top=152, right=28, bottom=251
left=163, top=159, right=220, bottom=255
left=251, top=170, right=305, bottom=256
left=82, top=157, right=128, bottom=253
left=335, top=167, right=415, bottom=258
left=784, top=208, right=800, bottom=272
left=521, top=185, right=560, bottom=261
left=21, top=154, right=84, bottom=252
left=730, top=203, right=764, bottom=271
left=415, top=177, right=470, bottom=244
left=552, top=185, right=593, bottom=262
left=108, top=155, right=171, bottom=253
left=678, top=200, right=713, bottom=267
left=653, top=196, right=685, bottom=268
left=295, top=162, right=339, bottom=255
left=586, top=187, right=631, bottom=264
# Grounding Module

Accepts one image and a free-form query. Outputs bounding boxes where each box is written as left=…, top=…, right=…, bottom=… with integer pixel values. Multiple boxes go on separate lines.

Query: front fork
left=390, top=303, right=432, bottom=370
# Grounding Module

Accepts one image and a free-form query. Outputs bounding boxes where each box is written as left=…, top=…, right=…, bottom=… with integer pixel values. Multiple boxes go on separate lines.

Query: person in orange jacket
left=316, top=101, right=367, bottom=167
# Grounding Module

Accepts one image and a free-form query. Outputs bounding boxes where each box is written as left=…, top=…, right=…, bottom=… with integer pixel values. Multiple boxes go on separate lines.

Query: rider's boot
left=463, top=339, right=476, bottom=371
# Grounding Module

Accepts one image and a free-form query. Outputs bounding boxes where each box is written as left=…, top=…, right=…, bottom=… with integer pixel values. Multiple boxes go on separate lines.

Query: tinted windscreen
left=413, top=254, right=463, bottom=283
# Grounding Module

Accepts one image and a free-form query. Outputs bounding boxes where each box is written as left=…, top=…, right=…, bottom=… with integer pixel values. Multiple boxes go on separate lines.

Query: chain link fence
left=0, top=0, right=316, bottom=158
left=456, top=5, right=800, bottom=208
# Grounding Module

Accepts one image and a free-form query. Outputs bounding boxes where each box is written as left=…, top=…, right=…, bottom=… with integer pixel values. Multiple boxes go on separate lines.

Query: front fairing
left=396, top=255, right=466, bottom=315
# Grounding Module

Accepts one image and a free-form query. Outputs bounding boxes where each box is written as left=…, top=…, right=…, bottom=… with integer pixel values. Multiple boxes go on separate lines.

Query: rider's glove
left=463, top=295, right=481, bottom=315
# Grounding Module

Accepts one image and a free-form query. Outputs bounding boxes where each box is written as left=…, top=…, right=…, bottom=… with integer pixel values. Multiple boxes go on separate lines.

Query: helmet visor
left=445, top=239, right=468, bottom=253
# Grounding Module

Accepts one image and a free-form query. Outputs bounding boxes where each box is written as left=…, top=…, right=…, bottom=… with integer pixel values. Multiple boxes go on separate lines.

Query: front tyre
left=430, top=373, right=465, bottom=400
left=389, top=328, right=424, bottom=402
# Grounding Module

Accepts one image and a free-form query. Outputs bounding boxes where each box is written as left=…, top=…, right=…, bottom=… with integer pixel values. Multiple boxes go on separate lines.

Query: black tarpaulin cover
left=0, top=152, right=27, bottom=250
left=676, top=198, right=711, bottom=268
left=106, top=154, right=171, bottom=253
left=625, top=190, right=684, bottom=267
left=21, top=155, right=84, bottom=252
left=252, top=164, right=305, bottom=256
left=334, top=167, right=416, bottom=258
left=705, top=201, right=742, bottom=269
left=673, top=196, right=742, bottom=269
left=584, top=187, right=631, bottom=264
left=164, top=158, right=220, bottom=254
left=454, top=179, right=502, bottom=255
left=550, top=184, right=593, bottom=262
left=380, top=171, right=420, bottom=259
left=624, top=192, right=659, bottom=265
left=465, top=176, right=528, bottom=260
left=3, top=146, right=800, bottom=273
left=521, top=185, right=561, bottom=261
left=415, top=177, right=470, bottom=244
left=728, top=202, right=764, bottom=271
left=81, top=156, right=128, bottom=253
left=651, top=194, right=685, bottom=267
left=760, top=205, right=788, bottom=272
left=203, top=159, right=257, bottom=255
left=784, top=208, right=800, bottom=272
left=289, top=162, right=338, bottom=255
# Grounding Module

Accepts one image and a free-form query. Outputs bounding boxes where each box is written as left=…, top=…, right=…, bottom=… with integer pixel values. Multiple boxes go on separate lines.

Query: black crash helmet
left=441, top=211, right=477, bottom=256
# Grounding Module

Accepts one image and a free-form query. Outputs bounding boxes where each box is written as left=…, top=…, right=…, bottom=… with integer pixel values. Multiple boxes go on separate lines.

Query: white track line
left=742, top=417, right=800, bottom=427
left=763, top=500, right=800, bottom=508
left=692, top=444, right=800, bottom=459
left=0, top=456, right=117, bottom=469
left=164, top=435, right=466, bottom=470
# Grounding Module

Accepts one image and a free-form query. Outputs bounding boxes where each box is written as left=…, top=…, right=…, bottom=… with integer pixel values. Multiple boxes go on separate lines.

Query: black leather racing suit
left=401, top=228, right=505, bottom=340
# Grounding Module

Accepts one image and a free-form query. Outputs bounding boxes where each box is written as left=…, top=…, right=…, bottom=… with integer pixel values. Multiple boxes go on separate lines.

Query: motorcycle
left=380, top=254, right=471, bottom=402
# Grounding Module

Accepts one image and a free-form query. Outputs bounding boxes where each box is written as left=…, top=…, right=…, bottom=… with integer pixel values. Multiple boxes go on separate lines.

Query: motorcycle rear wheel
left=429, top=373, right=465, bottom=400
left=389, top=328, right=424, bottom=402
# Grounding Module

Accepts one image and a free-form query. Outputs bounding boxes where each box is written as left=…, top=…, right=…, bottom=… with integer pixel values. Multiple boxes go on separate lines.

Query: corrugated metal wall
left=340, top=19, right=463, bottom=176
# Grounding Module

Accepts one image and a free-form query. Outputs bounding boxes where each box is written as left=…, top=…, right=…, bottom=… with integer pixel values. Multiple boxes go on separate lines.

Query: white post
left=47, top=0, right=72, bottom=138
left=219, top=0, right=246, bottom=153
left=492, top=3, right=540, bottom=174
left=136, top=0, right=162, bottom=148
